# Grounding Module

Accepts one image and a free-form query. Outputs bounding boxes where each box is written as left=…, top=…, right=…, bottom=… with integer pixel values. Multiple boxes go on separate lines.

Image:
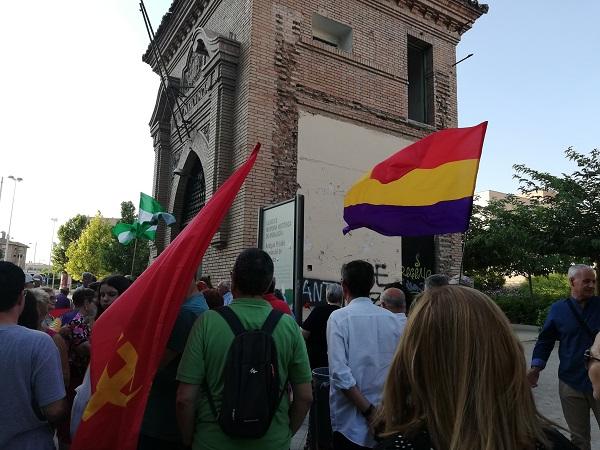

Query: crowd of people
left=1, top=255, right=600, bottom=450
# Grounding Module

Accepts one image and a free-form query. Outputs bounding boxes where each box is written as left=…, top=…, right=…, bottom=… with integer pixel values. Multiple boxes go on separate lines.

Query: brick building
left=143, top=0, right=488, bottom=289
left=0, top=231, right=28, bottom=269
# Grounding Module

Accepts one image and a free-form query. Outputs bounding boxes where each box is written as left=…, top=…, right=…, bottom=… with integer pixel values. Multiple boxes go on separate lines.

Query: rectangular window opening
left=312, top=14, right=353, bottom=53
left=407, top=36, right=433, bottom=125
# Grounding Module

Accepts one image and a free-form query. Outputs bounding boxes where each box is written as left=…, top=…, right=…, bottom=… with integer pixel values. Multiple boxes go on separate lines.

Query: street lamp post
left=49, top=218, right=57, bottom=287
left=3, top=176, right=23, bottom=263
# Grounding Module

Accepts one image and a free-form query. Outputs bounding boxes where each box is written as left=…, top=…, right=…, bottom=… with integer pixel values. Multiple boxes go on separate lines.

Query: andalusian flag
left=112, top=222, right=153, bottom=245
left=71, top=143, right=260, bottom=450
left=138, top=192, right=175, bottom=240
left=111, top=193, right=175, bottom=245
left=343, top=122, right=487, bottom=237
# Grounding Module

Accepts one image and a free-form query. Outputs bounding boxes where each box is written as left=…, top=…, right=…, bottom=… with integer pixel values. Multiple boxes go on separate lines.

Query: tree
left=104, top=201, right=150, bottom=276
left=513, top=147, right=600, bottom=279
left=465, top=197, right=565, bottom=297
left=52, top=214, right=89, bottom=271
left=65, top=214, right=114, bottom=279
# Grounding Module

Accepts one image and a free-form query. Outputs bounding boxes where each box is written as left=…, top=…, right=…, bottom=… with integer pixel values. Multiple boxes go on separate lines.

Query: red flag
left=71, top=143, right=260, bottom=450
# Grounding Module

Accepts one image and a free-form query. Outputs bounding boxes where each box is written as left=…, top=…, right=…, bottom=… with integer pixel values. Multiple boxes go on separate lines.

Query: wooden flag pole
left=131, top=238, right=138, bottom=276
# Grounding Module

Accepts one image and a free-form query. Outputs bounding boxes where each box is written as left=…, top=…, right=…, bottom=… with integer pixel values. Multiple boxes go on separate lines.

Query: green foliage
left=52, top=214, right=89, bottom=271
left=120, top=200, right=136, bottom=224
left=65, top=214, right=114, bottom=279
left=513, top=147, right=600, bottom=269
left=516, top=273, right=570, bottom=299
left=490, top=273, right=569, bottom=326
left=470, top=267, right=505, bottom=292
left=466, top=147, right=600, bottom=296
left=465, top=197, right=565, bottom=297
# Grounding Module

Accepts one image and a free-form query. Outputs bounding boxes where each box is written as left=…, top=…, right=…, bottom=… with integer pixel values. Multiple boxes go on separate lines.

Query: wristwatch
left=361, top=404, right=375, bottom=418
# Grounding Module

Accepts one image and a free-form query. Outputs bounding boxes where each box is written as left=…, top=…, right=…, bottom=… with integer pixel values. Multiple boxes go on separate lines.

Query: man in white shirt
left=327, top=260, right=404, bottom=449
left=217, top=280, right=234, bottom=306
left=380, top=287, right=408, bottom=330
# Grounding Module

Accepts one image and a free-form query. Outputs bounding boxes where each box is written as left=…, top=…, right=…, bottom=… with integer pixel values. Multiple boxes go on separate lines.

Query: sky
left=0, top=0, right=598, bottom=266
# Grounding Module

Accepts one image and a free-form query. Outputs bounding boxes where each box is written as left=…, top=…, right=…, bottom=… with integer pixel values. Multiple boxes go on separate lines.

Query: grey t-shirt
left=0, top=324, right=66, bottom=450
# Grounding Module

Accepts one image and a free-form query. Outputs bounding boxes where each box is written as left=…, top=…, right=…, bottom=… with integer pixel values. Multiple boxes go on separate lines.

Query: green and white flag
left=139, top=192, right=176, bottom=225
left=111, top=193, right=176, bottom=245
left=138, top=192, right=176, bottom=241
left=112, top=222, right=153, bottom=246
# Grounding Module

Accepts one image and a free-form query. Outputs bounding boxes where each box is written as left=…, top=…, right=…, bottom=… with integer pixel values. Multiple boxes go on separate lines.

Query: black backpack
left=204, top=306, right=286, bottom=438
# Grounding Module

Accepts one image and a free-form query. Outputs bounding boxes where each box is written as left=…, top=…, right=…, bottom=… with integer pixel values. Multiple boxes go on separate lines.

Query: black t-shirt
left=375, top=427, right=577, bottom=450
left=302, top=303, right=340, bottom=369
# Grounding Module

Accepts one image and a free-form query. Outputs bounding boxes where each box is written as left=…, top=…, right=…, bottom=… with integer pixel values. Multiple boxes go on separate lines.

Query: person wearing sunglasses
left=587, top=333, right=600, bottom=401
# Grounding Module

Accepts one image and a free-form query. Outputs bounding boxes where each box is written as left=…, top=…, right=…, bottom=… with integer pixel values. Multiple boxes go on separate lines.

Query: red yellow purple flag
left=71, top=143, right=260, bottom=450
left=343, top=123, right=487, bottom=236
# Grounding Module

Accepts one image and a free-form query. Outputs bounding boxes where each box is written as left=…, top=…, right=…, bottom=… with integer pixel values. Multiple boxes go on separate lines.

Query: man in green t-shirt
left=176, top=248, right=313, bottom=450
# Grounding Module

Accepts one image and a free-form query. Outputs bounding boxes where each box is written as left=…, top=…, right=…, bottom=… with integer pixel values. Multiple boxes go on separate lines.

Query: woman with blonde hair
left=375, top=286, right=575, bottom=450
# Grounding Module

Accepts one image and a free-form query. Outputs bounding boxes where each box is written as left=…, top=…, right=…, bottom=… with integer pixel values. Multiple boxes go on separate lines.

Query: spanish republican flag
left=343, top=123, right=487, bottom=237
left=71, top=144, right=260, bottom=450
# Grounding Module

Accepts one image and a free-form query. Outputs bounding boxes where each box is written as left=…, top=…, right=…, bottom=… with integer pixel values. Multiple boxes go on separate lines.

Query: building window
left=181, top=155, right=206, bottom=228
left=407, top=36, right=433, bottom=124
left=312, top=14, right=352, bottom=52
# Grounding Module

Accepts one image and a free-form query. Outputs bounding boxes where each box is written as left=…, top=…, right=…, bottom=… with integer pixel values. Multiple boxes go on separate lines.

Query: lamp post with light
left=3, top=175, right=23, bottom=263
left=49, top=218, right=58, bottom=287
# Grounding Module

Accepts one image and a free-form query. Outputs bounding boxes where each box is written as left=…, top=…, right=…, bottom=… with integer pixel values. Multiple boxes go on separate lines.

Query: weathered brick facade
left=143, top=0, right=487, bottom=282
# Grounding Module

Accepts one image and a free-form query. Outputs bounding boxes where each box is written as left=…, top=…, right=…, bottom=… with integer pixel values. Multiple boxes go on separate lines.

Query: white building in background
left=474, top=190, right=555, bottom=208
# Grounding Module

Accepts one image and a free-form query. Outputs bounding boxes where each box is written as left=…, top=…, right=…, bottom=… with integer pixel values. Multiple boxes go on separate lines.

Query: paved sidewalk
left=292, top=325, right=600, bottom=450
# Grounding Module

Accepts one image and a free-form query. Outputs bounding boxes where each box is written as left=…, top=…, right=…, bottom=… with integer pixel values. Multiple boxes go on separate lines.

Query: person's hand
left=527, top=367, right=541, bottom=388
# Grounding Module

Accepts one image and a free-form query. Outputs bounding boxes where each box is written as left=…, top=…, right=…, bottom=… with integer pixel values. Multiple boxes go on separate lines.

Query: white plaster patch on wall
left=297, top=110, right=415, bottom=286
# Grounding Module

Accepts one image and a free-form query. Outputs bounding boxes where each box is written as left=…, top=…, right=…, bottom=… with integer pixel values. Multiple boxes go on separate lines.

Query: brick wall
left=145, top=0, right=486, bottom=280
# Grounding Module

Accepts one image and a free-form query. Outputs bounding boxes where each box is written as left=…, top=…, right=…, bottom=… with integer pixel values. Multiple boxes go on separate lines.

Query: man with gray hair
left=528, top=264, right=600, bottom=450
left=380, top=287, right=408, bottom=330
left=424, top=273, right=450, bottom=290
left=302, top=283, right=343, bottom=369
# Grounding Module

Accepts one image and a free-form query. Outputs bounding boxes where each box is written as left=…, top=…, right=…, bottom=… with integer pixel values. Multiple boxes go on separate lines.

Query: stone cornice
left=142, top=0, right=219, bottom=70
left=397, top=0, right=488, bottom=35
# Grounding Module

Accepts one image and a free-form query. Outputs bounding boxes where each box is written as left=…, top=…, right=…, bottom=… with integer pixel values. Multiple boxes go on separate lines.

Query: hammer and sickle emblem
left=83, top=337, right=142, bottom=421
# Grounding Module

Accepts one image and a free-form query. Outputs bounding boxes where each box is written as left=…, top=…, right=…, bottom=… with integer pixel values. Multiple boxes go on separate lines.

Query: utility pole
left=49, top=218, right=57, bottom=287
left=3, top=176, right=23, bottom=262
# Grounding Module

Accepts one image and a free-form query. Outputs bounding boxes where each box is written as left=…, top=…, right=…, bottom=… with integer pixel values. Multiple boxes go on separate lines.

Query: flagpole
left=458, top=232, right=467, bottom=284
left=131, top=239, right=138, bottom=276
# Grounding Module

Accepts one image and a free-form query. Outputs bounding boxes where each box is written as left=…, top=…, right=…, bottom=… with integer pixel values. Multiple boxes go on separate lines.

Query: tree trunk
left=527, top=273, right=534, bottom=299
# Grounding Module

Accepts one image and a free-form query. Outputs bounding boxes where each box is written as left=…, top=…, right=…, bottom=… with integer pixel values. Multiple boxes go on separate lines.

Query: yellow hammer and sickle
left=82, top=338, right=142, bottom=421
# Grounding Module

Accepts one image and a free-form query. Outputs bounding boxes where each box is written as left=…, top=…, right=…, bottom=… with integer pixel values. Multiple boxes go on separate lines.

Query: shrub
left=471, top=268, right=505, bottom=292
left=492, top=293, right=557, bottom=326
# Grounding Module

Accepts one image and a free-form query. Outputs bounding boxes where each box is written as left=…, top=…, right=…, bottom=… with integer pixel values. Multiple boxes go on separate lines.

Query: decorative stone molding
left=397, top=0, right=488, bottom=35
left=149, top=26, right=240, bottom=253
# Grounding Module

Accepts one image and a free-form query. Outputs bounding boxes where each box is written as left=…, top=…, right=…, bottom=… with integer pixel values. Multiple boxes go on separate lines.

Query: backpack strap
left=204, top=306, right=245, bottom=422
left=216, top=306, right=246, bottom=336
left=261, top=309, right=284, bottom=335
left=565, top=298, right=596, bottom=339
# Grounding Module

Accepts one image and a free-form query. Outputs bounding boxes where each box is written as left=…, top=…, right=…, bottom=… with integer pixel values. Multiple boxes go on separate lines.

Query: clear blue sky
left=457, top=0, right=600, bottom=193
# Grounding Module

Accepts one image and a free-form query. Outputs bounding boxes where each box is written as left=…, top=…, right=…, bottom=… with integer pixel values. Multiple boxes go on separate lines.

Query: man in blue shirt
left=139, top=280, right=209, bottom=449
left=528, top=264, right=600, bottom=450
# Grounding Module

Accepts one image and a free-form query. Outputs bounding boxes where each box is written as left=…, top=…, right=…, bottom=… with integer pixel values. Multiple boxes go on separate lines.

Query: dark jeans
left=332, top=432, right=371, bottom=450
left=138, top=434, right=188, bottom=450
